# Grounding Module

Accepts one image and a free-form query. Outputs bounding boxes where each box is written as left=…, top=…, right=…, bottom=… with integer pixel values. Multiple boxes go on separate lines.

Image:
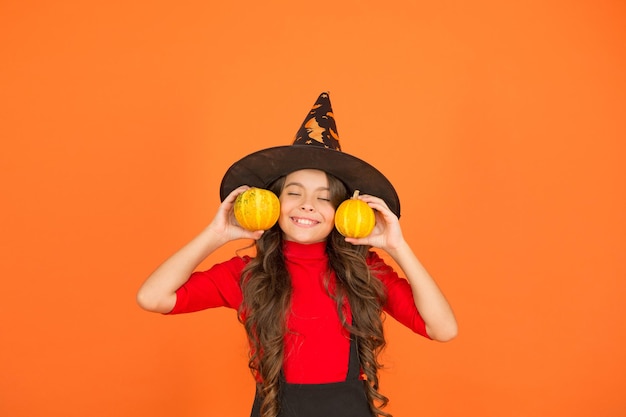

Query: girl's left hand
left=344, top=194, right=405, bottom=251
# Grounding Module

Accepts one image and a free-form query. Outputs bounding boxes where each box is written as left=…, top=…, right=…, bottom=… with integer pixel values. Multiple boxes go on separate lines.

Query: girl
left=137, top=93, right=457, bottom=417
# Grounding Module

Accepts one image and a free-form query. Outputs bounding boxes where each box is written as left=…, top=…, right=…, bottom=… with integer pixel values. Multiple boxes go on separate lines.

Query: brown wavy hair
left=238, top=172, right=391, bottom=417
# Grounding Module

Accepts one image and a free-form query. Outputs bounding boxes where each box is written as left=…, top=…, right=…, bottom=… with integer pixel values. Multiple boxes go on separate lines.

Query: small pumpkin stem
left=352, top=190, right=360, bottom=199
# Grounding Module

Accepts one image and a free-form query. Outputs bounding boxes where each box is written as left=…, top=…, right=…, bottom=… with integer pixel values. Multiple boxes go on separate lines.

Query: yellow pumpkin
left=234, top=187, right=280, bottom=231
left=334, top=190, right=376, bottom=238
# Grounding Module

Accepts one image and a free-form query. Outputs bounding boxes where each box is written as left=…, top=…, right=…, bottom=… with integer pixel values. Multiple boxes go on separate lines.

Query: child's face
left=278, top=169, right=336, bottom=244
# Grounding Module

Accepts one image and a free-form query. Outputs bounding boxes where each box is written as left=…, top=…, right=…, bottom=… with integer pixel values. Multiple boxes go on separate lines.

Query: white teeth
left=294, top=218, right=317, bottom=225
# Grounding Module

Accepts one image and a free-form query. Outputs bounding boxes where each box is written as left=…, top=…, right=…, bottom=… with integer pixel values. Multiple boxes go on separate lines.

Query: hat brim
left=219, top=145, right=401, bottom=217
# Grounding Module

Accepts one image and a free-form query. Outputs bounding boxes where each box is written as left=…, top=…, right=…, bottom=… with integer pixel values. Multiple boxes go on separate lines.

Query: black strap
left=345, top=336, right=361, bottom=380
left=278, top=336, right=360, bottom=382
left=251, top=337, right=373, bottom=417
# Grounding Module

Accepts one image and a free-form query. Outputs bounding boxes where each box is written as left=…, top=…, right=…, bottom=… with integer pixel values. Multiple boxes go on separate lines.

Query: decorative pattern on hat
left=293, top=92, right=341, bottom=150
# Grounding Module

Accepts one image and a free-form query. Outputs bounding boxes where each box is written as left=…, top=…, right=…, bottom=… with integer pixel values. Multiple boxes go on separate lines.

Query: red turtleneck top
left=170, top=241, right=429, bottom=384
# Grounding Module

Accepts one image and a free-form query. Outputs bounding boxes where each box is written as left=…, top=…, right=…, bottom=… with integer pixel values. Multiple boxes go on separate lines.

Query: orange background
left=1, top=1, right=625, bottom=416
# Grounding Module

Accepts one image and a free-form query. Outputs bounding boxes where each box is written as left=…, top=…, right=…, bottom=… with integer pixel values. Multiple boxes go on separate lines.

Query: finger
left=358, top=194, right=388, bottom=206
left=343, top=236, right=368, bottom=246
left=225, top=185, right=251, bottom=203
left=371, top=201, right=398, bottom=221
left=250, top=230, right=265, bottom=240
left=358, top=196, right=393, bottom=215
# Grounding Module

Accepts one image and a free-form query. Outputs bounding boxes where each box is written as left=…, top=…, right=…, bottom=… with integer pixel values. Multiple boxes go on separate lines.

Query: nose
left=300, top=197, right=315, bottom=212
left=300, top=203, right=315, bottom=212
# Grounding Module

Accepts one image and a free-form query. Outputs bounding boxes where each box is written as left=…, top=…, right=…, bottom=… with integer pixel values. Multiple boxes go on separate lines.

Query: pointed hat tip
left=293, top=91, right=340, bottom=150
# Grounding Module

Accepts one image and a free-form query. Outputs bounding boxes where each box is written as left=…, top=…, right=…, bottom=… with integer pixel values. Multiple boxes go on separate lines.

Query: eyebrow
left=283, top=182, right=330, bottom=192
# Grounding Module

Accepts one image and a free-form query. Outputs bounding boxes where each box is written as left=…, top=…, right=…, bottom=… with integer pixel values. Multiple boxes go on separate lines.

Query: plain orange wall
left=1, top=1, right=625, bottom=416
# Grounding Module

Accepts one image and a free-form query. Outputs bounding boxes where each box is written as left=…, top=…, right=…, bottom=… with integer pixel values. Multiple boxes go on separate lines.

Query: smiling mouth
left=291, top=217, right=319, bottom=226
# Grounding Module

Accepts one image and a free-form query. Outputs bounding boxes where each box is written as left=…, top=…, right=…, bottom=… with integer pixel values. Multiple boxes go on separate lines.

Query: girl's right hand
left=206, top=185, right=265, bottom=243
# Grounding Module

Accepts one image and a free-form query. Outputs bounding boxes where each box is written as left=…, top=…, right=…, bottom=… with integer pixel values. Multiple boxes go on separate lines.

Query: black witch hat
left=219, top=92, right=401, bottom=217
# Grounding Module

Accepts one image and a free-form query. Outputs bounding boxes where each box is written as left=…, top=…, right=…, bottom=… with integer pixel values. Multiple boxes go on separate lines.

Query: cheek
left=322, top=207, right=337, bottom=224
left=278, top=198, right=292, bottom=215
left=277, top=199, right=293, bottom=224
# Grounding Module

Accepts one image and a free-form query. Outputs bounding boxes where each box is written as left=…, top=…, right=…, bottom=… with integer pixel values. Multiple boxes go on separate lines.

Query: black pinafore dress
left=250, top=337, right=374, bottom=417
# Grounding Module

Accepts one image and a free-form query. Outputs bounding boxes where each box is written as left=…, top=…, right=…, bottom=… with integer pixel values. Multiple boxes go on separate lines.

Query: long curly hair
left=238, top=172, right=391, bottom=417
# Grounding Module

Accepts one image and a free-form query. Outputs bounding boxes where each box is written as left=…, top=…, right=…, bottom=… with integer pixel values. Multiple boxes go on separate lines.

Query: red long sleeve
left=169, top=241, right=429, bottom=383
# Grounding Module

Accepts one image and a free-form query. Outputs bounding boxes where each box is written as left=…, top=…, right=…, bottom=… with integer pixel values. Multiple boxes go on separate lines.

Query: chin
left=283, top=233, right=328, bottom=245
